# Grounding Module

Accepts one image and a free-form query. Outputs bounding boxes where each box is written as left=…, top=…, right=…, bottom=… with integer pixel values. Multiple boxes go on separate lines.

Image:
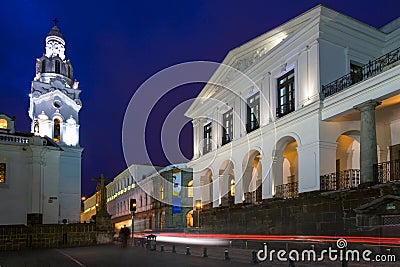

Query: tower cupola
left=29, top=20, right=82, bottom=147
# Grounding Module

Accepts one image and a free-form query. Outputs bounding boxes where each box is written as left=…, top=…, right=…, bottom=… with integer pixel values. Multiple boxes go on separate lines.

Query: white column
left=211, top=109, right=219, bottom=150
left=269, top=72, right=276, bottom=121
left=261, top=74, right=271, bottom=125
left=297, top=142, right=320, bottom=193
left=271, top=155, right=283, bottom=195
left=198, top=119, right=205, bottom=156
left=234, top=163, right=243, bottom=204
left=261, top=157, right=273, bottom=199
left=212, top=174, right=220, bottom=208
left=192, top=119, right=199, bottom=159
left=234, top=94, right=244, bottom=139
left=355, top=100, right=381, bottom=183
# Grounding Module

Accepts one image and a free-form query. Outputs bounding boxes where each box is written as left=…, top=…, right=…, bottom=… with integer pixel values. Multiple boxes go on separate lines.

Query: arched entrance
left=242, top=150, right=262, bottom=204
left=219, top=160, right=235, bottom=207
left=274, top=137, right=298, bottom=199
left=336, top=131, right=360, bottom=189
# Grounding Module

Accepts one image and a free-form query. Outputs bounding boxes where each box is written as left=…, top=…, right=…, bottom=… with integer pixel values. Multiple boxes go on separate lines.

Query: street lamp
left=195, top=200, right=202, bottom=228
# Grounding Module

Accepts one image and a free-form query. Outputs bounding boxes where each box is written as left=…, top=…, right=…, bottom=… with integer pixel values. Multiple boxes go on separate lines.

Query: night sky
left=1, top=1, right=399, bottom=198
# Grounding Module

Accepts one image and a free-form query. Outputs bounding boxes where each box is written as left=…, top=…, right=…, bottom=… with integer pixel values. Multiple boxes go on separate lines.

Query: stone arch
left=242, top=149, right=262, bottom=204
left=335, top=130, right=361, bottom=189
left=273, top=135, right=299, bottom=199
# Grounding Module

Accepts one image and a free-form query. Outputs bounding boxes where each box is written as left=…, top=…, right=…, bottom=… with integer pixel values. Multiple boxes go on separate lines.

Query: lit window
left=187, top=180, right=193, bottom=197
left=54, top=119, right=61, bottom=142
left=246, top=93, right=260, bottom=133
left=277, top=69, right=295, bottom=118
left=222, top=109, right=233, bottom=145
left=203, top=122, right=212, bottom=154
left=0, top=163, right=5, bottom=183
left=0, top=119, right=7, bottom=129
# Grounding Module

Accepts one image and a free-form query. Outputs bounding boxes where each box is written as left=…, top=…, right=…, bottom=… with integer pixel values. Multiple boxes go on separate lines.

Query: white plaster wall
left=59, top=147, right=83, bottom=223
left=0, top=145, right=30, bottom=225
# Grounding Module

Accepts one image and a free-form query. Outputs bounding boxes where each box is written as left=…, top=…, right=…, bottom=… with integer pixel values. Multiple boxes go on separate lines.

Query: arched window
left=53, top=118, right=61, bottom=142
left=67, top=65, right=71, bottom=78
left=187, top=180, right=193, bottom=197
left=55, top=60, right=60, bottom=74
left=41, top=60, right=46, bottom=73
left=0, top=119, right=7, bottom=129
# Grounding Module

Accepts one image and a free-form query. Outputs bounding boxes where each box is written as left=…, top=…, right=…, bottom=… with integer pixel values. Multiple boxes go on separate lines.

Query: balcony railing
left=274, top=182, right=298, bottom=199
left=374, top=159, right=400, bottom=183
left=0, top=134, right=30, bottom=144
left=320, top=169, right=360, bottom=191
left=246, top=120, right=259, bottom=133
left=322, top=46, right=400, bottom=99
left=276, top=99, right=295, bottom=118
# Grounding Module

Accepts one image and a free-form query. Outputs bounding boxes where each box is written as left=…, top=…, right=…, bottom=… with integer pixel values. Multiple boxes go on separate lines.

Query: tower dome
left=47, top=25, right=64, bottom=39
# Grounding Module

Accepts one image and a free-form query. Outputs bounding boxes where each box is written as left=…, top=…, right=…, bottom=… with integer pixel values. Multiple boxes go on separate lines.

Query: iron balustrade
left=0, top=134, right=30, bottom=144
left=320, top=169, right=360, bottom=191
left=374, top=159, right=400, bottom=183
left=276, top=99, right=295, bottom=118
left=322, top=46, right=400, bottom=99
left=274, top=182, right=298, bottom=199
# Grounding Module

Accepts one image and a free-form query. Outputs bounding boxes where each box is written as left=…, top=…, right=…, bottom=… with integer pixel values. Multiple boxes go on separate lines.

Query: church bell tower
left=29, top=20, right=82, bottom=146
left=28, top=20, right=83, bottom=223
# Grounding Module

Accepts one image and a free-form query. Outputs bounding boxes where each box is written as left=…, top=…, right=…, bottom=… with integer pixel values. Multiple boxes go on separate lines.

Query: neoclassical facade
left=185, top=5, right=400, bottom=209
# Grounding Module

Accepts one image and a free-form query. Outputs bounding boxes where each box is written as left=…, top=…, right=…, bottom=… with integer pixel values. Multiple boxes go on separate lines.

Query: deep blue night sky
left=1, top=0, right=399, bottom=197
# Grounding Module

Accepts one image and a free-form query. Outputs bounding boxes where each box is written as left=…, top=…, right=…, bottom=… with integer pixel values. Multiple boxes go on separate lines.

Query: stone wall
left=0, top=223, right=97, bottom=251
left=199, top=182, right=400, bottom=237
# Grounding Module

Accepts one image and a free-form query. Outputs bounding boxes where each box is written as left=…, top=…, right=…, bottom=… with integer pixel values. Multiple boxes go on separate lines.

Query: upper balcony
left=322, top=46, right=400, bottom=100
left=321, top=46, right=400, bottom=121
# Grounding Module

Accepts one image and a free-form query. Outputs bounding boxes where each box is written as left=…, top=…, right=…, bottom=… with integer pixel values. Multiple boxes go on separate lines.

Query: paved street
left=0, top=242, right=398, bottom=267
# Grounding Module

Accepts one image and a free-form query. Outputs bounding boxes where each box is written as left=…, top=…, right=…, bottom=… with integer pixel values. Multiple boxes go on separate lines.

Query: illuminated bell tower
left=28, top=20, right=83, bottom=223
left=29, top=21, right=82, bottom=146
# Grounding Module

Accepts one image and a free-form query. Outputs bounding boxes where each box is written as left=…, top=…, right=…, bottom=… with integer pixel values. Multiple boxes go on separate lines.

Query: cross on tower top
left=53, top=18, right=59, bottom=26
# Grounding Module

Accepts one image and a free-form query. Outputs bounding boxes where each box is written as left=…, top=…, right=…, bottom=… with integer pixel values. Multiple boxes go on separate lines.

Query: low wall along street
left=0, top=223, right=97, bottom=251
left=199, top=182, right=400, bottom=237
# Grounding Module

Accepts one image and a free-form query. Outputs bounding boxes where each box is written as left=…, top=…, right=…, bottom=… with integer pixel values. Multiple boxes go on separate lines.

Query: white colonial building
left=185, top=5, right=400, bottom=209
left=81, top=164, right=194, bottom=232
left=0, top=24, right=83, bottom=225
